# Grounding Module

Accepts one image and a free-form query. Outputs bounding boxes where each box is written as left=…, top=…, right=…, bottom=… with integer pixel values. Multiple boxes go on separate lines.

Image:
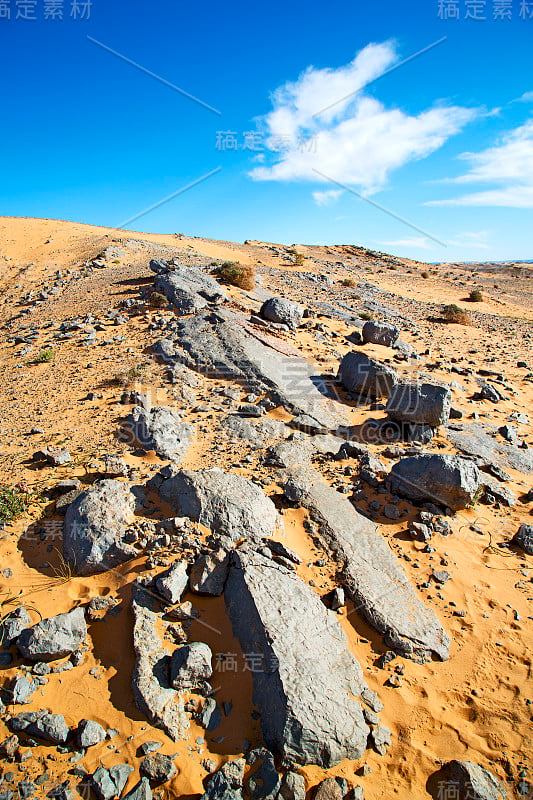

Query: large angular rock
left=17, top=607, right=86, bottom=662
left=0, top=606, right=31, bottom=647
left=224, top=548, right=369, bottom=768
left=154, top=561, right=189, bottom=604
left=386, top=382, right=452, bottom=426
left=190, top=549, right=229, bottom=595
left=91, top=765, right=134, bottom=800
left=158, top=469, right=277, bottom=541
left=338, top=352, right=398, bottom=398
left=170, top=642, right=213, bottom=689
left=446, top=423, right=533, bottom=474
left=63, top=480, right=137, bottom=575
left=387, top=453, right=479, bottom=511
left=131, top=583, right=189, bottom=741
left=260, top=298, right=303, bottom=330
left=121, top=778, right=152, bottom=800
left=153, top=263, right=227, bottom=315
left=283, top=466, right=449, bottom=662
left=77, top=719, right=106, bottom=749
left=362, top=320, right=399, bottom=347
left=8, top=711, right=70, bottom=745
left=155, top=310, right=348, bottom=430
left=140, top=753, right=177, bottom=783
left=511, top=524, right=533, bottom=555
left=439, top=761, right=506, bottom=799
left=122, top=405, right=193, bottom=462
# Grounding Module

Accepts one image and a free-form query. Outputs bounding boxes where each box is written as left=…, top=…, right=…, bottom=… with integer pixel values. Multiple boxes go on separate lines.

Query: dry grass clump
left=217, top=261, right=256, bottom=290
left=341, top=278, right=357, bottom=288
left=149, top=291, right=168, bottom=308
left=468, top=289, right=484, bottom=302
left=36, top=347, right=54, bottom=363
left=421, top=271, right=430, bottom=279
left=359, top=311, right=373, bottom=321
left=441, top=304, right=472, bottom=325
left=112, top=363, right=147, bottom=386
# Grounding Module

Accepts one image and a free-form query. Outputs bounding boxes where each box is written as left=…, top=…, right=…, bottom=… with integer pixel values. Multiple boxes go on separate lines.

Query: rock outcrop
left=153, top=262, right=227, bottom=315
left=338, top=352, right=398, bottom=398
left=387, top=453, right=480, bottom=511
left=122, top=405, right=193, bottom=462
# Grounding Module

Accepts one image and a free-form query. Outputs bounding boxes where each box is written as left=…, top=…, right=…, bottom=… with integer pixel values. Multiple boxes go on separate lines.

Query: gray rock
left=10, top=675, right=39, bottom=704
left=446, top=423, right=533, bottom=474
left=140, top=753, right=177, bottom=783
left=153, top=264, right=227, bottom=315
left=0, top=606, right=31, bottom=647
left=480, top=476, right=516, bottom=507
left=9, top=711, right=70, bottom=744
left=283, top=466, right=449, bottom=662
left=313, top=777, right=343, bottom=800
left=17, top=607, right=86, bottom=662
left=289, top=415, right=328, bottom=435
left=190, top=549, right=230, bottom=595
left=170, top=642, right=213, bottom=689
left=224, top=548, right=369, bottom=768
left=338, top=352, right=398, bottom=398
left=158, top=469, right=277, bottom=542
left=277, top=772, right=306, bottom=800
left=121, top=778, right=152, bottom=800
left=131, top=583, right=189, bottom=741
left=511, top=525, right=533, bottom=555
left=201, top=760, right=245, bottom=800
left=361, top=688, right=383, bottom=713
left=199, top=697, right=222, bottom=731
left=157, top=310, right=348, bottom=429
left=260, top=298, right=303, bottom=331
left=63, top=480, right=137, bottom=574
left=122, top=405, right=194, bottom=462
left=371, top=725, right=391, bottom=756
left=92, top=765, right=135, bottom=800
left=221, top=416, right=288, bottom=447
left=77, top=719, right=106, bottom=748
left=155, top=562, right=189, bottom=604
left=442, top=760, right=506, bottom=799
left=387, top=453, right=479, bottom=511
left=140, top=741, right=162, bottom=755
left=246, top=749, right=280, bottom=800
left=362, top=321, right=399, bottom=347
left=386, top=382, right=452, bottom=426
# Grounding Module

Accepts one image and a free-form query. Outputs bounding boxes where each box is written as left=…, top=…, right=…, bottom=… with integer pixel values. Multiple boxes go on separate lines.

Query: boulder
left=260, top=298, right=303, bottom=331
left=278, top=772, right=306, bottom=800
left=313, top=778, right=343, bottom=800
left=386, top=382, right=452, bottom=426
left=158, top=469, right=277, bottom=542
left=11, top=675, right=39, bottom=704
left=122, top=405, right=194, bottom=462
left=140, top=753, right=177, bottom=783
left=9, top=711, right=70, bottom=745
left=224, top=548, right=369, bottom=768
left=77, top=719, right=106, bottom=749
left=246, top=748, right=280, bottom=800
left=17, top=607, right=86, bottom=662
left=154, top=562, right=189, bottom=604
left=283, top=466, right=449, bottom=662
left=121, top=778, right=152, bottom=800
left=338, top=352, right=398, bottom=398
left=91, top=765, right=135, bottom=800
left=439, top=761, right=506, bottom=800
left=387, top=453, right=479, bottom=511
left=362, top=321, right=399, bottom=347
left=511, top=524, right=533, bottom=555
left=153, top=263, right=227, bottom=315
left=63, top=480, right=137, bottom=574
left=201, top=760, right=245, bottom=800
left=1, top=606, right=32, bottom=647
left=190, top=549, right=230, bottom=595
left=170, top=642, right=213, bottom=689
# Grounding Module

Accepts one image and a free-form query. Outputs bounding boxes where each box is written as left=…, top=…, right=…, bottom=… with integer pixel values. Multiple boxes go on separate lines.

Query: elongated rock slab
left=131, top=583, right=189, bottom=741
left=224, top=548, right=369, bottom=768
left=154, top=310, right=348, bottom=430
left=282, top=467, right=450, bottom=662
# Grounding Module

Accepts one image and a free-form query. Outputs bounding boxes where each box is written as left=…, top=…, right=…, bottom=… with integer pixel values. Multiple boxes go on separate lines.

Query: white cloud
left=249, top=42, right=478, bottom=193
left=447, top=231, right=490, bottom=248
left=517, top=91, right=533, bottom=103
left=312, top=189, right=343, bottom=206
left=378, top=236, right=432, bottom=249
left=427, top=119, right=533, bottom=207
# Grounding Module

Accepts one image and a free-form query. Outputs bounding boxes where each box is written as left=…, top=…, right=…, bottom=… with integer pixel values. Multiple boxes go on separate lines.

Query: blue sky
left=1, top=0, right=532, bottom=262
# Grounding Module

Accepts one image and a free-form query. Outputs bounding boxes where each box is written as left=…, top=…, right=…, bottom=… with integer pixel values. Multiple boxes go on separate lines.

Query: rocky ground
left=0, top=217, right=532, bottom=800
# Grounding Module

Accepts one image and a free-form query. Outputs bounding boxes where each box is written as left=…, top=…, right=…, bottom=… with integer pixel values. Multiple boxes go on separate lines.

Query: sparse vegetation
left=0, top=484, right=34, bottom=527
left=112, top=363, right=148, bottom=386
left=294, top=253, right=305, bottom=266
left=441, top=304, right=471, bottom=325
left=149, top=291, right=168, bottom=308
left=36, top=347, right=54, bottom=363
left=468, top=289, right=484, bottom=302
left=217, top=261, right=256, bottom=290
left=421, top=271, right=429, bottom=279
left=359, top=311, right=374, bottom=321
left=341, top=278, right=357, bottom=288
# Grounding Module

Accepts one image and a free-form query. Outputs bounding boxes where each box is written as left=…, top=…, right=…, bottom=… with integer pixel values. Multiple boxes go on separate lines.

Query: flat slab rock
left=131, top=583, right=189, bottom=741
left=17, top=607, right=86, bottom=662
left=446, top=423, right=533, bottom=474
left=158, top=468, right=278, bottom=542
left=283, top=466, right=450, bottom=662
left=63, top=480, right=137, bottom=575
left=154, top=310, right=349, bottom=430
left=224, top=547, right=369, bottom=768
left=153, top=263, right=227, bottom=315
left=122, top=405, right=193, bottom=462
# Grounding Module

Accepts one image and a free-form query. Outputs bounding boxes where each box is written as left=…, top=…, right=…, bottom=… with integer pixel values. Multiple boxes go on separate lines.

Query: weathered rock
left=122, top=405, right=193, bottom=462
left=371, top=725, right=391, bottom=756
left=246, top=749, right=280, bottom=800
left=155, top=562, right=189, bottom=604
left=199, top=697, right=222, bottom=731
left=289, top=414, right=328, bottom=435
left=446, top=423, right=533, bottom=474
left=283, top=466, right=449, bottom=662
left=201, top=759, right=245, bottom=800
left=313, top=778, right=343, bottom=800
left=190, top=549, right=230, bottom=595
left=10, top=675, right=39, bottom=704
left=511, top=525, right=533, bottom=555
left=91, top=765, right=134, bottom=800
left=140, top=753, right=177, bottom=783
left=9, top=711, right=70, bottom=744
left=224, top=548, right=369, bottom=768
left=221, top=415, right=288, bottom=448
left=156, top=310, right=348, bottom=429
left=1, top=606, right=31, bottom=647
left=386, top=382, right=452, bottom=426
left=278, top=772, right=306, bottom=800
left=388, top=453, right=479, bottom=511
left=153, top=264, right=227, bottom=315
left=362, top=321, right=399, bottom=347
left=260, top=298, right=303, bottom=331
left=338, top=352, right=398, bottom=398
left=17, top=607, right=86, bottom=662
left=121, top=778, right=152, bottom=800
left=158, top=469, right=277, bottom=542
left=131, top=583, right=189, bottom=741
left=63, top=480, right=137, bottom=574
left=77, top=719, right=106, bottom=749
left=439, top=760, right=506, bottom=800
left=170, top=642, right=213, bottom=689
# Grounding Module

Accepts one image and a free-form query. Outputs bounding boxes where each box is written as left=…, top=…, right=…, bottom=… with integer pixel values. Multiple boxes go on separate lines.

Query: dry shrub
left=441, top=304, right=471, bottom=325
left=218, top=261, right=256, bottom=290
left=149, top=291, right=168, bottom=308
left=341, top=278, right=357, bottom=288
left=421, top=271, right=429, bottom=279
left=468, top=289, right=484, bottom=302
